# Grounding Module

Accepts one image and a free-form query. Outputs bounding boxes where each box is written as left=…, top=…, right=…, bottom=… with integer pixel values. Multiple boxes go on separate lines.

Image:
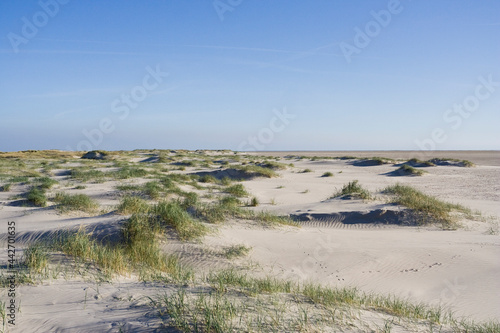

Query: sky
left=0, top=0, right=499, bottom=152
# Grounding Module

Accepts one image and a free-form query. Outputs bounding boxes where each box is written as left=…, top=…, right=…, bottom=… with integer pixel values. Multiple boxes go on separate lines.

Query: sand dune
left=0, top=150, right=498, bottom=331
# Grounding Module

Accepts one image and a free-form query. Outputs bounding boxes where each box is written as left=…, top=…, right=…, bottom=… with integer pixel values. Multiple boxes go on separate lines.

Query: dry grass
left=0, top=150, right=77, bottom=159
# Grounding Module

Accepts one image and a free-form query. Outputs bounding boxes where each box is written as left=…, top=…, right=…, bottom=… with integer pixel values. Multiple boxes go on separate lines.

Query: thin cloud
left=148, top=83, right=192, bottom=97
left=0, top=48, right=161, bottom=56
left=36, top=37, right=177, bottom=48
left=52, top=103, right=107, bottom=119
left=185, top=44, right=343, bottom=57
left=26, top=88, right=119, bottom=99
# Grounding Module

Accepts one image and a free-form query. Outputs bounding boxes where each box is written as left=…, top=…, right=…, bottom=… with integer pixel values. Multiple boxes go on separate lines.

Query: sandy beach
left=0, top=150, right=499, bottom=332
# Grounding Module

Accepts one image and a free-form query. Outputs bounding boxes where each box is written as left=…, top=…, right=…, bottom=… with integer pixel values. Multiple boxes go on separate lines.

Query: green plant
left=27, top=187, right=47, bottom=207
left=53, top=192, right=99, bottom=213
left=223, top=245, right=251, bottom=259
left=301, top=168, right=313, bottom=173
left=224, top=184, right=248, bottom=197
left=234, top=165, right=277, bottom=178
left=22, top=244, right=49, bottom=274
left=153, top=201, right=207, bottom=240
left=70, top=169, right=106, bottom=182
left=117, top=196, right=150, bottom=215
left=461, top=160, right=475, bottom=167
left=181, top=192, right=199, bottom=209
left=248, top=197, right=259, bottom=207
left=199, top=175, right=218, bottom=183
left=36, top=176, right=58, bottom=189
left=396, top=164, right=425, bottom=176
left=114, top=167, right=148, bottom=179
left=52, top=222, right=189, bottom=280
left=0, top=183, right=11, bottom=192
left=428, top=158, right=475, bottom=167
left=321, top=172, right=334, bottom=177
left=383, top=184, right=472, bottom=228
left=8, top=176, right=30, bottom=183
left=143, top=181, right=162, bottom=199
left=332, top=180, right=371, bottom=200
left=368, top=157, right=393, bottom=165
left=196, top=198, right=247, bottom=224
left=407, top=158, right=434, bottom=166
left=257, top=161, right=288, bottom=170
left=254, top=211, right=298, bottom=227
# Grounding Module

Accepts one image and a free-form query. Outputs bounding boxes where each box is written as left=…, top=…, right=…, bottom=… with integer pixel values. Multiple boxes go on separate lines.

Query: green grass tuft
left=53, top=192, right=99, bottom=213
left=117, top=196, right=150, bottom=215
left=36, top=176, right=58, bottom=189
left=27, top=187, right=47, bottom=207
left=248, top=196, right=259, bottom=207
left=383, top=183, right=472, bottom=228
left=153, top=201, right=208, bottom=240
left=396, top=164, right=425, bottom=176
left=222, top=245, right=251, bottom=259
left=0, top=183, right=12, bottom=192
left=143, top=181, right=162, bottom=199
left=257, top=161, right=288, bottom=170
left=199, top=175, right=218, bottom=183
left=224, top=184, right=248, bottom=197
left=22, top=243, right=49, bottom=274
left=332, top=180, right=371, bottom=200
left=115, top=167, right=148, bottom=179
left=234, top=165, right=277, bottom=178
left=70, top=169, right=105, bottom=182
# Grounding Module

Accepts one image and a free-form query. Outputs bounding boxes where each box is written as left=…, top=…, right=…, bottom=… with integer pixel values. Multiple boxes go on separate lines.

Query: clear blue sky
left=1, top=1, right=499, bottom=152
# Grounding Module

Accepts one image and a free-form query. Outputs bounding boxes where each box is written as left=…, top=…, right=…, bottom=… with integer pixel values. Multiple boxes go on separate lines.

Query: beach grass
left=153, top=201, right=208, bottom=240
left=224, top=183, right=248, bottom=197
left=116, top=195, right=150, bottom=215
left=35, top=176, right=58, bottom=189
left=53, top=192, right=99, bottom=213
left=0, top=183, right=12, bottom=192
left=222, top=245, right=251, bottom=259
left=396, top=164, right=425, bottom=176
left=332, top=180, right=372, bottom=200
left=383, top=183, right=472, bottom=228
left=22, top=243, right=50, bottom=274
left=27, top=187, right=48, bottom=207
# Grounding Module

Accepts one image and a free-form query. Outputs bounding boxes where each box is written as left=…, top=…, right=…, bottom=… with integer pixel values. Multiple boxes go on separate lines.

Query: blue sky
left=0, top=0, right=499, bottom=152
